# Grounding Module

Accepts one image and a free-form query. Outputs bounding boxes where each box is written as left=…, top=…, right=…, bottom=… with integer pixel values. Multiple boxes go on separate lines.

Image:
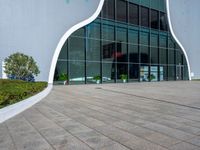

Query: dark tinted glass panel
left=129, top=3, right=139, bottom=25
left=129, top=64, right=139, bottom=80
left=102, top=0, right=115, bottom=20
left=140, top=31, right=149, bottom=45
left=176, top=50, right=183, bottom=65
left=168, top=65, right=175, bottom=80
left=128, top=29, right=138, bottom=44
left=129, top=45, right=139, bottom=63
left=102, top=24, right=114, bottom=41
left=69, top=61, right=85, bottom=84
left=151, top=33, right=158, bottom=47
left=87, top=22, right=100, bottom=39
left=160, top=35, right=167, bottom=48
left=116, top=63, right=128, bottom=81
left=159, top=48, right=167, bottom=64
left=169, top=50, right=175, bottom=64
left=140, top=46, right=149, bottom=63
left=69, top=37, right=85, bottom=60
left=160, top=12, right=168, bottom=31
left=102, top=63, right=115, bottom=83
left=116, top=27, right=127, bottom=62
left=87, top=40, right=100, bottom=61
left=141, top=7, right=149, bottom=27
left=116, top=0, right=127, bottom=22
left=86, top=62, right=100, bottom=83
left=150, top=9, right=159, bottom=29
left=151, top=48, right=158, bottom=64
left=102, top=41, right=115, bottom=62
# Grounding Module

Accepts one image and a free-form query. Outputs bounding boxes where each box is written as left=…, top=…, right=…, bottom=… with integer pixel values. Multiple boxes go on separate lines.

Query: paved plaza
left=1, top=81, right=200, bottom=150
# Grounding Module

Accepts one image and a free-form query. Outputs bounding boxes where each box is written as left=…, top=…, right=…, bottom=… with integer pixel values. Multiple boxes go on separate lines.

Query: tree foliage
left=4, top=52, right=40, bottom=81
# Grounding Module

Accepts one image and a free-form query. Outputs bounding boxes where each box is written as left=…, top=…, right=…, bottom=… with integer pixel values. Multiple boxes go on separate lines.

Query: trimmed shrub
left=0, top=79, right=47, bottom=108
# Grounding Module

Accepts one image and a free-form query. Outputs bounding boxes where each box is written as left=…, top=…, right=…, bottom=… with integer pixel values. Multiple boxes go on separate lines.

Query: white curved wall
left=168, top=0, right=200, bottom=79
left=0, top=0, right=102, bottom=82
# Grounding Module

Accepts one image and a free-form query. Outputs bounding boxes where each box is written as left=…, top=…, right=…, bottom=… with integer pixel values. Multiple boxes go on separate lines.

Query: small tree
left=4, top=52, right=40, bottom=81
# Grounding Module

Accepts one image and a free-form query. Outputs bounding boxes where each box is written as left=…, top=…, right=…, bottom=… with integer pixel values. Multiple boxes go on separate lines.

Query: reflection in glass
left=116, top=0, right=127, bottom=22
left=69, top=61, right=85, bottom=84
left=141, top=7, right=149, bottom=27
left=86, top=62, right=100, bottom=84
left=160, top=12, right=168, bottom=31
left=102, top=0, right=115, bottom=20
left=102, top=63, right=115, bottom=83
left=129, top=3, right=139, bottom=25
left=151, top=9, right=159, bottom=29
left=69, top=37, right=85, bottom=61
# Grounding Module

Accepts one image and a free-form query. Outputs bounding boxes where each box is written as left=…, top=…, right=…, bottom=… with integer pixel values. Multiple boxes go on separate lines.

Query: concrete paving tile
left=124, top=138, right=168, bottom=150
left=84, top=135, right=115, bottom=149
left=145, top=132, right=181, bottom=147
left=187, top=136, right=200, bottom=147
left=169, top=142, right=199, bottom=150
left=97, top=143, right=130, bottom=150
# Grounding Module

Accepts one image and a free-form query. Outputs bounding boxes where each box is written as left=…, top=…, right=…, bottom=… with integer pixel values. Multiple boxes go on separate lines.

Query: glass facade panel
left=102, top=63, right=115, bottom=83
left=86, top=39, right=100, bottom=61
left=129, top=63, right=139, bottom=80
left=150, top=9, right=159, bottom=29
left=86, top=62, right=100, bottom=84
left=69, top=37, right=85, bottom=61
left=160, top=12, right=168, bottom=31
left=69, top=61, right=85, bottom=84
left=54, top=0, right=189, bottom=85
left=116, top=0, right=127, bottom=22
left=129, top=3, right=139, bottom=25
left=116, top=27, right=127, bottom=62
left=128, top=29, right=138, bottom=44
left=102, top=0, right=115, bottom=20
left=116, top=63, right=128, bottom=81
left=141, top=7, right=149, bottom=27
left=160, top=48, right=167, bottom=64
left=140, top=46, right=149, bottom=63
left=129, top=45, right=139, bottom=63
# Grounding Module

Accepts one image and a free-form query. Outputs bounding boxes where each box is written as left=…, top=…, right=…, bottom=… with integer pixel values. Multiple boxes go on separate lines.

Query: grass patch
left=0, top=79, right=47, bottom=109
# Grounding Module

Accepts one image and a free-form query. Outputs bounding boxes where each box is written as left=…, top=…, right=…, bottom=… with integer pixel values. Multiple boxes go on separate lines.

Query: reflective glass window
left=116, top=0, right=127, bottom=22
left=69, top=61, right=85, bottom=84
left=140, top=46, right=149, bottom=63
left=102, top=0, right=115, bottom=20
left=160, top=12, right=168, bottom=31
left=141, top=7, right=149, bottom=27
left=129, top=3, right=139, bottom=25
left=102, top=63, right=115, bottom=83
left=150, top=9, right=159, bottom=29
left=86, top=62, right=100, bottom=83
left=69, top=37, right=85, bottom=61
left=116, top=27, right=127, bottom=62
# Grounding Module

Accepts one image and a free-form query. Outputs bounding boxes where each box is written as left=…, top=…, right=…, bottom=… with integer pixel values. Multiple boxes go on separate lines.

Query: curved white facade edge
left=166, top=0, right=191, bottom=80
left=48, top=0, right=105, bottom=84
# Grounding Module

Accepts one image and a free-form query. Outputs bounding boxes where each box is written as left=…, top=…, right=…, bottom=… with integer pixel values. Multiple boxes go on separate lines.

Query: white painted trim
left=0, top=84, right=52, bottom=123
left=48, top=0, right=105, bottom=84
left=166, top=0, right=191, bottom=80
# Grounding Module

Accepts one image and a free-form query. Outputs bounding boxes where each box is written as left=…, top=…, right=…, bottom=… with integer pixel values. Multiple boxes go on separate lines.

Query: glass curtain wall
left=54, top=0, right=189, bottom=85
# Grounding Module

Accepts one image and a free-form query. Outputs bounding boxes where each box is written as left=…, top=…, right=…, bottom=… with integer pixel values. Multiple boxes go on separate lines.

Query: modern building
left=0, top=0, right=200, bottom=84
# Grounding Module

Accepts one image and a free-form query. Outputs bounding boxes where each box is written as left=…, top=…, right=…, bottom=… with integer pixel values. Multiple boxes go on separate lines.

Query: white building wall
left=0, top=0, right=102, bottom=82
left=168, top=0, right=200, bottom=79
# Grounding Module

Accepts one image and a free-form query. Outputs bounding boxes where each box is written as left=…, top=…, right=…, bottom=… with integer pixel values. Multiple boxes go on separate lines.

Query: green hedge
left=0, top=79, right=47, bottom=108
